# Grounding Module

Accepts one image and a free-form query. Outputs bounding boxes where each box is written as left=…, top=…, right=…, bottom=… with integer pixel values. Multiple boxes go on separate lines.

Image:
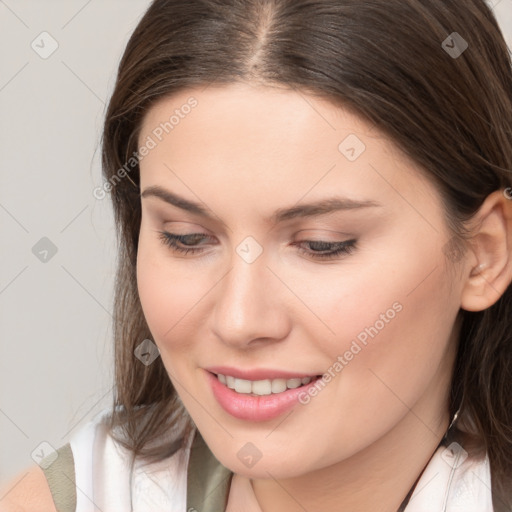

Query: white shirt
left=68, top=407, right=494, bottom=512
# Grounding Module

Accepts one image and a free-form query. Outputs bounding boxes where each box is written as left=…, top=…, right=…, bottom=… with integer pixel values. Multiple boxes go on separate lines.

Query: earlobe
left=460, top=189, right=512, bottom=312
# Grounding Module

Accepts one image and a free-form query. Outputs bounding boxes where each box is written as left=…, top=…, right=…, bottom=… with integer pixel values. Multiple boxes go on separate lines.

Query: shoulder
left=0, top=464, right=57, bottom=512
left=0, top=408, right=111, bottom=512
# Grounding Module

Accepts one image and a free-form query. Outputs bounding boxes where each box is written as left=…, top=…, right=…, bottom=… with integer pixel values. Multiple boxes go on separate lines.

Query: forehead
left=139, top=82, right=369, bottom=150
left=137, top=82, right=440, bottom=221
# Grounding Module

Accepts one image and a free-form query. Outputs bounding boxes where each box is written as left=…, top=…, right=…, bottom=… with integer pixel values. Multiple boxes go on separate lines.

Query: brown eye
left=158, top=231, right=211, bottom=254
left=292, top=239, right=357, bottom=260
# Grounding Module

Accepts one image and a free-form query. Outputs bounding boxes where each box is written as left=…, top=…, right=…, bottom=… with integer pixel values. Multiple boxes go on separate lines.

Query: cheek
left=286, top=260, right=458, bottom=463
left=319, top=255, right=457, bottom=417
left=313, top=233, right=456, bottom=359
left=302, top=237, right=457, bottom=384
left=136, top=232, right=217, bottom=359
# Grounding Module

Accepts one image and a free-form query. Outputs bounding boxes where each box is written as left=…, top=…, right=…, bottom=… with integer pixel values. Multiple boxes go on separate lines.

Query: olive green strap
left=40, top=432, right=232, bottom=512
left=187, top=430, right=234, bottom=512
left=40, top=443, right=77, bottom=512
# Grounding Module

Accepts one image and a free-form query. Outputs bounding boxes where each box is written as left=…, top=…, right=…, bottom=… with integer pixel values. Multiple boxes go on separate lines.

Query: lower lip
left=206, top=370, right=321, bottom=422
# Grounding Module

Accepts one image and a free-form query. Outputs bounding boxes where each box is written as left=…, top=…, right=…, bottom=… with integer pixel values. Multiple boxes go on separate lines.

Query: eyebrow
left=140, top=185, right=382, bottom=224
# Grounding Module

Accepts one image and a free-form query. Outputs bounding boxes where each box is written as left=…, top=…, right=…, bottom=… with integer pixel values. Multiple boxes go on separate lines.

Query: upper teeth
left=217, top=373, right=314, bottom=395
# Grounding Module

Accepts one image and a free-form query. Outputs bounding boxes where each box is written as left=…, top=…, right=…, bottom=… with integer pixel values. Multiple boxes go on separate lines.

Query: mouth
left=205, top=369, right=325, bottom=421
left=213, top=372, right=323, bottom=396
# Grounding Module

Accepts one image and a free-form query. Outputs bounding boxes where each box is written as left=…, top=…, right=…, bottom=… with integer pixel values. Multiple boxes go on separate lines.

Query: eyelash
left=157, top=231, right=357, bottom=260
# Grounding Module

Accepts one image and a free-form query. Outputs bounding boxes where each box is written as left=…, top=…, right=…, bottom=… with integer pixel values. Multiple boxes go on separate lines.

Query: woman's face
left=136, top=82, right=465, bottom=478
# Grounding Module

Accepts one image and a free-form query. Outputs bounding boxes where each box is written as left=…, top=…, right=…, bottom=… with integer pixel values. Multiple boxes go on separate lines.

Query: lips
left=205, top=365, right=319, bottom=381
left=205, top=367, right=324, bottom=421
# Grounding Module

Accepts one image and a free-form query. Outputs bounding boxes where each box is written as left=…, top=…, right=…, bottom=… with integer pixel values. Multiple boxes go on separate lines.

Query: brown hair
left=101, top=0, right=512, bottom=508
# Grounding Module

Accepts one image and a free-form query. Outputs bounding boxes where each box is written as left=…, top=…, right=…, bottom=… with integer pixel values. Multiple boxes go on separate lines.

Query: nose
left=210, top=243, right=291, bottom=349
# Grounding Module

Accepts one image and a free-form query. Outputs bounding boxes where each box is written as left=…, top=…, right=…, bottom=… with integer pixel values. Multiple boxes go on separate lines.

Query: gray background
left=1, top=0, right=511, bottom=488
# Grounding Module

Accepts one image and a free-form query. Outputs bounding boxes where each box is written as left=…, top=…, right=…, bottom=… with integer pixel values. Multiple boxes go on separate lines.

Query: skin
left=135, top=81, right=512, bottom=512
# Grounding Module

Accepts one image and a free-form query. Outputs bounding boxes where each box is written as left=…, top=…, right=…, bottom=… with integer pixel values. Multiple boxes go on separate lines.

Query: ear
left=460, top=189, right=512, bottom=312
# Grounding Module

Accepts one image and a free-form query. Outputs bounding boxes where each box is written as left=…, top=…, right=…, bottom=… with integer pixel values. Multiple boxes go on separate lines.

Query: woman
left=2, top=0, right=511, bottom=510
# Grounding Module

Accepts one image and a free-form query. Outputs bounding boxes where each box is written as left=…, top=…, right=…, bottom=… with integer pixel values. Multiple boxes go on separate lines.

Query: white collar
left=403, top=441, right=493, bottom=512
